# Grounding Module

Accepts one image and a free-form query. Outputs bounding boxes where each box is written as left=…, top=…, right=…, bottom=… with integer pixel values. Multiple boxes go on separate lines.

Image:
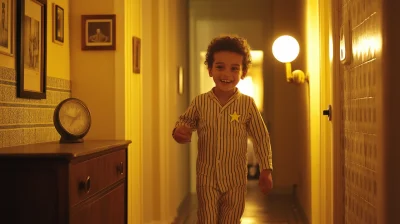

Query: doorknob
left=323, top=105, right=332, bottom=121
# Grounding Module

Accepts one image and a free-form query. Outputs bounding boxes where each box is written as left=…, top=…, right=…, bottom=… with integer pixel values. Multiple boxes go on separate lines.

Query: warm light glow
left=251, top=50, right=264, bottom=64
left=354, top=35, right=381, bottom=61
left=241, top=217, right=257, bottom=224
left=272, top=35, right=300, bottom=63
left=237, top=76, right=263, bottom=111
left=237, top=77, right=255, bottom=98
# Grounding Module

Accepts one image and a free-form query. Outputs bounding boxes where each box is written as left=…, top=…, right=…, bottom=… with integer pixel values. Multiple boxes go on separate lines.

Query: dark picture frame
left=16, top=0, right=47, bottom=99
left=52, top=3, right=63, bottom=44
left=81, top=14, right=116, bottom=50
left=0, top=0, right=13, bottom=56
left=132, top=36, right=140, bottom=73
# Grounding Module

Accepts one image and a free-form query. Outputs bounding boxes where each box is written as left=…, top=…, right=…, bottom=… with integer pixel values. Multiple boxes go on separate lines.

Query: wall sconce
left=272, top=35, right=309, bottom=84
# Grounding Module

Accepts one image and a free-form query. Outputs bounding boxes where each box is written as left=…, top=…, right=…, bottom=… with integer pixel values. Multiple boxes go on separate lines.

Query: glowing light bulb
left=272, top=35, right=300, bottom=63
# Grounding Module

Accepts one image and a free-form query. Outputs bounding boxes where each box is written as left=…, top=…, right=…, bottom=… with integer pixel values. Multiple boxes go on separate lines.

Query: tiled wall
left=0, top=66, right=71, bottom=148
left=340, top=0, right=379, bottom=223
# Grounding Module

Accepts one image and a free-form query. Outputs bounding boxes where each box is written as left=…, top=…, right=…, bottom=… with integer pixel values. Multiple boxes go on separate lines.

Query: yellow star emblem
left=230, top=112, right=240, bottom=122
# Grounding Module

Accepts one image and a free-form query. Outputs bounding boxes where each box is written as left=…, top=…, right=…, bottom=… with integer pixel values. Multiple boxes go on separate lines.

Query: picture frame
left=81, top=14, right=116, bottom=50
left=0, top=0, right=13, bottom=56
left=52, top=3, right=64, bottom=44
left=132, top=36, right=140, bottom=73
left=16, top=0, right=47, bottom=99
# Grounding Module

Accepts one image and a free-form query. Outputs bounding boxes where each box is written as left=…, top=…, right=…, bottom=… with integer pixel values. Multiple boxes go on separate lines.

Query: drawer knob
left=79, top=176, right=91, bottom=194
left=116, top=162, right=124, bottom=175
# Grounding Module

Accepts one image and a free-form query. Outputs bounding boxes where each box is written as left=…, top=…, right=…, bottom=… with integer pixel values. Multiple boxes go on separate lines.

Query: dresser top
left=0, top=140, right=131, bottom=159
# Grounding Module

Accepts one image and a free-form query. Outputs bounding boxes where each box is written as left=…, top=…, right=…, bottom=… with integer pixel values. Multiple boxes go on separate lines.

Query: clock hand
left=70, top=111, right=81, bottom=126
left=64, top=113, right=74, bottom=118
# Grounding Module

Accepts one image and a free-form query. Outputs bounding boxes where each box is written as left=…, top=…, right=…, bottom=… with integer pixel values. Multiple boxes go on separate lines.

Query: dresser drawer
left=69, top=149, right=126, bottom=206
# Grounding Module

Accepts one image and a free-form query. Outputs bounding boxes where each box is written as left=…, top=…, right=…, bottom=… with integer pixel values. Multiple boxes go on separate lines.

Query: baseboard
left=292, top=185, right=310, bottom=224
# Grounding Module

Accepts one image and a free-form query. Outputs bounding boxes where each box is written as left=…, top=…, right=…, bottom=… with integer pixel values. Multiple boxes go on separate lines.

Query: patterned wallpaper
left=0, top=66, right=71, bottom=148
left=341, top=0, right=379, bottom=223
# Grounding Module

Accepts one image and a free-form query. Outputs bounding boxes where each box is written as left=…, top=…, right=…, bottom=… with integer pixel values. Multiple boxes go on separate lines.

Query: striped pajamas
left=175, top=88, right=273, bottom=223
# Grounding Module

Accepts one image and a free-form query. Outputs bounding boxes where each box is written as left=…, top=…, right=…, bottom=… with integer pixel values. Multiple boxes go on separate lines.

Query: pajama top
left=175, top=88, right=273, bottom=192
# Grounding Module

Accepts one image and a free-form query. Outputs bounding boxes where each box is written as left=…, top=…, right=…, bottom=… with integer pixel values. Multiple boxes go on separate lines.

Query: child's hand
left=173, top=125, right=192, bottom=144
left=259, top=169, right=273, bottom=194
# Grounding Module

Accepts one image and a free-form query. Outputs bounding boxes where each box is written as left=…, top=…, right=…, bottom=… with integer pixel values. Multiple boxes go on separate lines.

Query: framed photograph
left=52, top=4, right=64, bottom=44
left=0, top=0, right=13, bottom=56
left=16, top=0, right=47, bottom=99
left=81, top=14, right=116, bottom=50
left=132, top=36, right=140, bottom=73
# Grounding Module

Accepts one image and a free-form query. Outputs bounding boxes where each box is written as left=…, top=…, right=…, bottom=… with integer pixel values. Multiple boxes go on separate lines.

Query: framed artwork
left=0, top=0, right=13, bottom=56
left=81, top=14, right=116, bottom=50
left=52, top=4, right=64, bottom=44
left=132, top=36, right=140, bottom=73
left=16, top=0, right=47, bottom=99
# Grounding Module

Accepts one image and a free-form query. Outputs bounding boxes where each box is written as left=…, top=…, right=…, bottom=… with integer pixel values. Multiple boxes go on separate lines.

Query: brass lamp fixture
left=272, top=35, right=309, bottom=84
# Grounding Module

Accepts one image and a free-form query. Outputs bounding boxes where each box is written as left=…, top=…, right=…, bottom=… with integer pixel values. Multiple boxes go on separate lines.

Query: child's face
left=208, top=51, right=245, bottom=93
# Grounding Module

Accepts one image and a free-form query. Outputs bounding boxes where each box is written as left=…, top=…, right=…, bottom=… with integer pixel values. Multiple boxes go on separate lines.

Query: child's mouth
left=221, top=79, right=232, bottom=83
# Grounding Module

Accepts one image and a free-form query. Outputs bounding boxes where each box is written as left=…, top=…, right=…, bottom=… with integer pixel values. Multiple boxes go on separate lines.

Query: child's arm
left=247, top=98, right=273, bottom=171
left=247, top=98, right=273, bottom=194
left=172, top=99, right=199, bottom=144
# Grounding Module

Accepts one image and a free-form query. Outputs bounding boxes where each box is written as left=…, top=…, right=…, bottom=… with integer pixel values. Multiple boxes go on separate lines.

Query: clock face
left=58, top=99, right=91, bottom=136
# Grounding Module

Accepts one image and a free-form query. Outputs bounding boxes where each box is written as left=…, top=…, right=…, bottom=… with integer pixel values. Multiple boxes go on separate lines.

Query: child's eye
left=231, top=67, right=240, bottom=71
left=215, top=65, right=224, bottom=70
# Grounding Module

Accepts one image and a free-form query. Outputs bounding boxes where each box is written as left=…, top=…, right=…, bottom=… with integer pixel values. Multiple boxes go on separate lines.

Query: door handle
left=323, top=105, right=332, bottom=121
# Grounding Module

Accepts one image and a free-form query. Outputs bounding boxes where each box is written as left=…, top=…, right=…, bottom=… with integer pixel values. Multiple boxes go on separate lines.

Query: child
left=172, top=35, right=273, bottom=223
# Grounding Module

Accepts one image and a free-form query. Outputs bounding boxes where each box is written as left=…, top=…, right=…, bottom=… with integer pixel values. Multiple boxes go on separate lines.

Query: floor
left=174, top=180, right=307, bottom=224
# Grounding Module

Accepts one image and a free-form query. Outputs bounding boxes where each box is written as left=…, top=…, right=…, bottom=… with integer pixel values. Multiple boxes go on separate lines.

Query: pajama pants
left=196, top=185, right=246, bottom=224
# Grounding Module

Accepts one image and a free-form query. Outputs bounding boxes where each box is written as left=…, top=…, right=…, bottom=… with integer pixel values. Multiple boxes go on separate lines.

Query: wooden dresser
left=0, top=140, right=131, bottom=224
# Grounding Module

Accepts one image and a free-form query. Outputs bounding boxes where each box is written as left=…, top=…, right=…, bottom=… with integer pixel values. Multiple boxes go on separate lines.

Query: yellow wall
left=0, top=0, right=70, bottom=79
left=70, top=0, right=117, bottom=139
left=0, top=0, right=71, bottom=149
left=47, top=0, right=70, bottom=80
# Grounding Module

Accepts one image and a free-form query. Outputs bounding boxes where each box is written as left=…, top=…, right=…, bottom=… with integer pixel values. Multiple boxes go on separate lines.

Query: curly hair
left=204, top=35, right=252, bottom=77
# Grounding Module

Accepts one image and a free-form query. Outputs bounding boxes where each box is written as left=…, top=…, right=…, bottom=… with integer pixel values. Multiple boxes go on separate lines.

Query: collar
left=207, top=87, right=242, bottom=104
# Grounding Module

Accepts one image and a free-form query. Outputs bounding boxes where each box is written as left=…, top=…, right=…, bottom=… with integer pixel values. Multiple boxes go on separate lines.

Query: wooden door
left=332, top=0, right=345, bottom=223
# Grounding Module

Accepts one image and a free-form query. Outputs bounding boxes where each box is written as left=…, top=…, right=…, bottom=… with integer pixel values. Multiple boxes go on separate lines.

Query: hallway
left=174, top=180, right=307, bottom=224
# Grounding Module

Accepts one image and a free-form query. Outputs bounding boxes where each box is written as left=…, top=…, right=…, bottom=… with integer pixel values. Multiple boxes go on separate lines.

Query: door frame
left=319, top=0, right=334, bottom=223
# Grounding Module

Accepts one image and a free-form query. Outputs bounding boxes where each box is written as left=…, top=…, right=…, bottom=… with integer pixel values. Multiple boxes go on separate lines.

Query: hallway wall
left=336, top=0, right=381, bottom=223
left=0, top=0, right=71, bottom=148
left=142, top=0, right=191, bottom=223
left=270, top=0, right=308, bottom=197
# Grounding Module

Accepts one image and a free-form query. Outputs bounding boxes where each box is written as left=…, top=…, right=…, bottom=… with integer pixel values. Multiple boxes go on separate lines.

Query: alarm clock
left=53, top=98, right=91, bottom=143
